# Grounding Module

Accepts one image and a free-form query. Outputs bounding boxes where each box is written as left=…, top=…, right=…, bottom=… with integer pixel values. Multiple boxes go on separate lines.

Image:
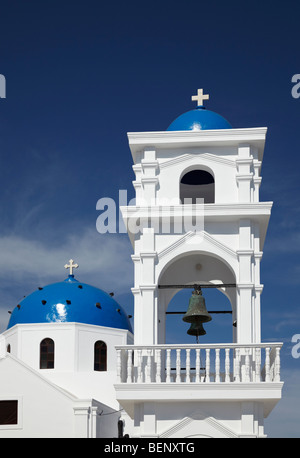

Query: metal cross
left=64, top=259, right=79, bottom=276
left=191, top=88, right=209, bottom=106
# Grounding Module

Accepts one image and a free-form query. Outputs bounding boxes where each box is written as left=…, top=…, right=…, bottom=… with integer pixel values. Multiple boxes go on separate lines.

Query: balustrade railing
left=115, top=343, right=282, bottom=384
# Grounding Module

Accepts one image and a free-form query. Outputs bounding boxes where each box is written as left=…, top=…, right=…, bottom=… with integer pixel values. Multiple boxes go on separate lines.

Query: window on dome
left=40, top=338, right=55, bottom=369
left=94, top=341, right=107, bottom=371
left=180, top=169, right=215, bottom=204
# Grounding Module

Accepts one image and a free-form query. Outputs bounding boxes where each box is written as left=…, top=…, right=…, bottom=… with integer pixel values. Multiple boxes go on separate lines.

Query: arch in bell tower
left=180, top=167, right=215, bottom=204
left=156, top=241, right=237, bottom=345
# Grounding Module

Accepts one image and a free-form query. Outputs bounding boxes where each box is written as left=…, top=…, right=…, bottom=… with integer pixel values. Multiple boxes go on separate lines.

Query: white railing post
left=225, top=348, right=230, bottom=383
left=127, top=349, right=133, bottom=383
left=205, top=348, right=210, bottom=383
left=244, top=348, right=250, bottom=382
left=156, top=348, right=161, bottom=383
left=137, top=349, right=142, bottom=383
left=265, top=347, right=271, bottom=382
left=186, top=349, right=190, bottom=383
left=166, top=348, right=171, bottom=383
left=146, top=349, right=152, bottom=383
left=234, top=348, right=240, bottom=382
left=275, top=346, right=281, bottom=382
left=116, top=349, right=122, bottom=383
left=215, top=348, right=220, bottom=383
left=176, top=349, right=181, bottom=383
left=195, top=348, right=200, bottom=383
left=255, top=347, right=261, bottom=382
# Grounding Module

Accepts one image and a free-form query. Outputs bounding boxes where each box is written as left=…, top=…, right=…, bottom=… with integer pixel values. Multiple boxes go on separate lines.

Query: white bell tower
left=115, top=90, right=283, bottom=438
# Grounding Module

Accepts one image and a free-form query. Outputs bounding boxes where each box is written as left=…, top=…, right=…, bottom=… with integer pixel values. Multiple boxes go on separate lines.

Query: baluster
left=156, top=348, right=161, bottom=383
left=186, top=349, right=190, bottom=383
left=265, top=347, right=270, bottom=382
left=127, top=349, right=133, bottom=383
left=205, top=348, right=210, bottom=383
left=225, top=348, right=230, bottom=383
left=116, top=349, right=122, bottom=383
left=215, top=348, right=220, bottom=382
left=244, top=348, right=250, bottom=382
left=146, top=349, right=152, bottom=383
left=195, top=348, right=200, bottom=382
left=166, top=349, right=171, bottom=383
left=234, top=348, right=240, bottom=382
left=176, top=349, right=181, bottom=383
left=255, top=348, right=261, bottom=382
left=275, top=347, right=281, bottom=382
left=137, top=349, right=142, bottom=383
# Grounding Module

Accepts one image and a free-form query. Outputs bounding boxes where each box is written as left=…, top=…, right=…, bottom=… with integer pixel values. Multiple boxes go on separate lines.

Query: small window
left=40, top=338, right=54, bottom=369
left=6, top=344, right=10, bottom=353
left=180, top=169, right=215, bottom=204
left=94, top=341, right=107, bottom=371
left=0, top=400, right=18, bottom=425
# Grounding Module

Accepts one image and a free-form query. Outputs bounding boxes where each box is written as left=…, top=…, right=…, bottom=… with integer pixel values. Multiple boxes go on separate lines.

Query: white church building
left=0, top=90, right=283, bottom=438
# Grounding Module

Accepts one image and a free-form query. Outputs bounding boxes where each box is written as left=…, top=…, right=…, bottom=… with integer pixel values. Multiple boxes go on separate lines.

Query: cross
left=191, top=88, right=209, bottom=107
left=64, top=259, right=79, bottom=276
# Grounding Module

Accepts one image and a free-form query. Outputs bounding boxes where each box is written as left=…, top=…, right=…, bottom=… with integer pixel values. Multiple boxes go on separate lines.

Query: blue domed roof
left=166, top=107, right=232, bottom=131
left=7, top=275, right=133, bottom=333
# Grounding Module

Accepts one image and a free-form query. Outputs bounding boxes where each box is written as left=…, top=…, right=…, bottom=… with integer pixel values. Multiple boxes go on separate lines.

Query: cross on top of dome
left=191, top=88, right=209, bottom=107
left=64, top=259, right=79, bottom=276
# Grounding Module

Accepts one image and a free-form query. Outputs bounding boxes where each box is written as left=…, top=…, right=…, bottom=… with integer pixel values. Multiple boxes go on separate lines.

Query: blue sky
left=0, top=0, right=299, bottom=437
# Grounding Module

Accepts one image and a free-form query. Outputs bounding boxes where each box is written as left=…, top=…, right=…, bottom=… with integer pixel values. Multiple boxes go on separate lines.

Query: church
left=0, top=90, right=283, bottom=438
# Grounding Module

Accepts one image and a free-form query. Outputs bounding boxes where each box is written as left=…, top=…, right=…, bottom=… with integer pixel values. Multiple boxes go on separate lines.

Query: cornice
left=127, top=127, right=267, bottom=162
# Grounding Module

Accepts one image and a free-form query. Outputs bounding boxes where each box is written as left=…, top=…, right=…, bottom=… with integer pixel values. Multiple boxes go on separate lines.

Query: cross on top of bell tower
left=191, top=88, right=209, bottom=107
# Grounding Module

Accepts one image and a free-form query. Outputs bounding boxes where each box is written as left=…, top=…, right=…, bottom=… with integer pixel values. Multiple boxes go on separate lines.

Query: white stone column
left=237, top=219, right=254, bottom=343
left=236, top=144, right=253, bottom=203
left=253, top=160, right=262, bottom=202
left=73, top=405, right=90, bottom=438
left=240, top=401, right=258, bottom=438
left=253, top=286, right=263, bottom=343
left=132, top=164, right=142, bottom=205
left=140, top=148, right=159, bottom=205
left=141, top=403, right=158, bottom=438
left=133, top=228, right=158, bottom=345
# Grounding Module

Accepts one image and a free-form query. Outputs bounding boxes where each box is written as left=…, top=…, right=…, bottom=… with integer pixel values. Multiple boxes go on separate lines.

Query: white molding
left=160, top=409, right=238, bottom=438
left=159, top=152, right=235, bottom=170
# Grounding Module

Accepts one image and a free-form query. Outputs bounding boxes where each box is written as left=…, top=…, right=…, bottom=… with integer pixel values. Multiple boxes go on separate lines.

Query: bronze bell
left=187, top=322, right=206, bottom=337
left=182, top=288, right=212, bottom=324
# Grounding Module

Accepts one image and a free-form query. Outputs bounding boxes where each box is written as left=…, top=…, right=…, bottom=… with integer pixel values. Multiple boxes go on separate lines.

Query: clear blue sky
left=0, top=0, right=299, bottom=437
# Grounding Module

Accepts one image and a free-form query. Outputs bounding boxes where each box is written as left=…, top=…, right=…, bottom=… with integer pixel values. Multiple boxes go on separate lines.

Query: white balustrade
left=115, top=343, right=282, bottom=385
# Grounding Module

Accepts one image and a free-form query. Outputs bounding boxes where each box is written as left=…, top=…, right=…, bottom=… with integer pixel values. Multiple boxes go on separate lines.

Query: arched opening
left=180, top=169, right=215, bottom=204
left=158, top=252, right=236, bottom=345
left=94, top=340, right=107, bottom=371
left=40, top=338, right=54, bottom=369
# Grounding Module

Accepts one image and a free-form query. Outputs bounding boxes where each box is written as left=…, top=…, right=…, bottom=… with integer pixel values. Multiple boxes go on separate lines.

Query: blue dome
left=7, top=275, right=133, bottom=333
left=167, top=107, right=232, bottom=131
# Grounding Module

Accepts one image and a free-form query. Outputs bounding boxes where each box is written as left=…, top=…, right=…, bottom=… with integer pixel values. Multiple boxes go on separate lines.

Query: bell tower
left=116, top=90, right=283, bottom=438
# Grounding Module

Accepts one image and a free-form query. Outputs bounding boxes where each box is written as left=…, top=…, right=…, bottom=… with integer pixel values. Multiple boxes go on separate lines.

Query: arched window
left=180, top=169, right=215, bottom=204
left=94, top=341, right=107, bottom=371
left=40, top=338, right=54, bottom=369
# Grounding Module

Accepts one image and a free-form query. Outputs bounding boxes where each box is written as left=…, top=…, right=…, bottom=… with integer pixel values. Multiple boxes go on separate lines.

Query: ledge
left=114, top=381, right=283, bottom=418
